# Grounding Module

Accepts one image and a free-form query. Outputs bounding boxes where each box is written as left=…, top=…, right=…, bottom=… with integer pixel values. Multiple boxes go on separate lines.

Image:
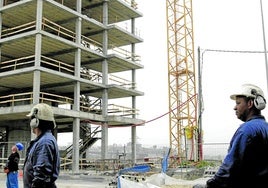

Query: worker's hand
left=32, top=181, right=45, bottom=188
left=3, top=167, right=9, bottom=174
left=193, top=184, right=207, bottom=188
left=32, top=182, right=56, bottom=188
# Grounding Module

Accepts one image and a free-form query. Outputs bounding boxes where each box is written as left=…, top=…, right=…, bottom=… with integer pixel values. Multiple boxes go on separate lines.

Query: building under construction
left=0, top=0, right=144, bottom=172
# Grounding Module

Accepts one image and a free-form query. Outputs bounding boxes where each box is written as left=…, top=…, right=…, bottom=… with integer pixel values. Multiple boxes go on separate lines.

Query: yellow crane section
left=166, top=0, right=199, bottom=164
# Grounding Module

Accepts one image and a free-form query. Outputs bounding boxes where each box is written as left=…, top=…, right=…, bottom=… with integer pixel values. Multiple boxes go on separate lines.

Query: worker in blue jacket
left=23, top=103, right=60, bottom=188
left=194, top=83, right=268, bottom=188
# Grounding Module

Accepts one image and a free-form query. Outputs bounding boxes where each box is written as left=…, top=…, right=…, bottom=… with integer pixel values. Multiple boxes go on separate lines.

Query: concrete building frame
left=0, top=0, right=144, bottom=173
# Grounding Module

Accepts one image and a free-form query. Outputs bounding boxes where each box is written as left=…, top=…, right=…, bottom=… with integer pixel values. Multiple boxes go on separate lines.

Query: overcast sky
left=58, top=0, right=268, bottom=147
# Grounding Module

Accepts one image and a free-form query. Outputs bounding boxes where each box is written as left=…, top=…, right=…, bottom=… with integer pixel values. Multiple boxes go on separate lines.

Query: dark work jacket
left=23, top=130, right=60, bottom=188
left=6, top=152, right=20, bottom=172
left=207, top=115, right=268, bottom=188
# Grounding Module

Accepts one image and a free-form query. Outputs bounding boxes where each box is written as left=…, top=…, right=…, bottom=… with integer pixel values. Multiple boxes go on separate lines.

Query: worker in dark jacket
left=23, top=103, right=60, bottom=188
left=194, top=84, right=268, bottom=188
left=5, top=142, right=24, bottom=188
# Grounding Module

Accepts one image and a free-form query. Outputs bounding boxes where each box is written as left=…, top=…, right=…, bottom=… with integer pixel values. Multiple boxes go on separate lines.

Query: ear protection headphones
left=251, top=89, right=266, bottom=110
left=30, top=118, right=39, bottom=128
left=30, top=109, right=39, bottom=129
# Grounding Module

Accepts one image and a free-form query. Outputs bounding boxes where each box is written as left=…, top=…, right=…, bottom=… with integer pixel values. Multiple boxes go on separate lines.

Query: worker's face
left=233, top=97, right=253, bottom=122
left=11, top=146, right=17, bottom=153
left=32, top=127, right=42, bottom=136
left=32, top=127, right=38, bottom=134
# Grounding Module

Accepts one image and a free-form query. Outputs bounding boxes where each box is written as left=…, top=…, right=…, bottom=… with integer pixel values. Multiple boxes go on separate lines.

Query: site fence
left=202, top=143, right=229, bottom=161
left=0, top=142, right=229, bottom=172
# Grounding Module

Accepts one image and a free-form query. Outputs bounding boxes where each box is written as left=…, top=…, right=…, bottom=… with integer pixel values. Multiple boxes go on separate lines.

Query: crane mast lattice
left=166, top=0, right=200, bottom=164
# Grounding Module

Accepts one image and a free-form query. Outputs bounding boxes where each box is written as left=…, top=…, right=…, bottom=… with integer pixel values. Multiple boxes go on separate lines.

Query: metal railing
left=0, top=55, right=137, bottom=90
left=0, top=91, right=139, bottom=117
left=1, top=17, right=141, bottom=62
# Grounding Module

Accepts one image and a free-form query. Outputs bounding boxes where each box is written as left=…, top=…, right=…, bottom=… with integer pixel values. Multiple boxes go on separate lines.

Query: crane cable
left=83, top=94, right=198, bottom=128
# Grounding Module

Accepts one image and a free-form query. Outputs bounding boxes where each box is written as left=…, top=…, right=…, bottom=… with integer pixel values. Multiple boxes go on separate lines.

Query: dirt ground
left=0, top=172, right=111, bottom=188
left=0, top=171, right=208, bottom=188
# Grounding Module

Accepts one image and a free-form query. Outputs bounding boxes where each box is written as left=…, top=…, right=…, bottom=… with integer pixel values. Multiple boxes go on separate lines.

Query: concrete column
left=72, top=0, right=82, bottom=173
left=72, top=117, right=80, bottom=173
left=101, top=0, right=109, bottom=160
left=0, top=1, right=2, bottom=61
left=36, top=0, right=43, bottom=31
left=33, top=0, right=43, bottom=103
left=76, top=0, right=81, bottom=14
left=35, top=0, right=43, bottom=67
left=31, top=70, right=40, bottom=141
left=72, top=80, right=80, bottom=173
left=131, top=18, right=137, bottom=164
left=31, top=0, right=43, bottom=140
left=131, top=124, right=136, bottom=165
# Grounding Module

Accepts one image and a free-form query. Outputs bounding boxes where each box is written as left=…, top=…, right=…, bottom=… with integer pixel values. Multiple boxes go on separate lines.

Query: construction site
left=0, top=0, right=146, bottom=170
left=0, top=0, right=267, bottom=187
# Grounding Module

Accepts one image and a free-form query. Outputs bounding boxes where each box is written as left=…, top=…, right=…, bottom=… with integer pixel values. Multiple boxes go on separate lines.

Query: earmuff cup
left=254, top=95, right=266, bottom=110
left=251, top=88, right=266, bottom=110
left=30, top=118, right=39, bottom=129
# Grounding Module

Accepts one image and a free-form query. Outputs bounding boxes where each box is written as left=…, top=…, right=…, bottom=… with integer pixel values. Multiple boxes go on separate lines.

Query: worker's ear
left=248, top=99, right=254, bottom=108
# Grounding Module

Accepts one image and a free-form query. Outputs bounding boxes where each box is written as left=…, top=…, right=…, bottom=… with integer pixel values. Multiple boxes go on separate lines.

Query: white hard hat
left=230, top=84, right=266, bottom=110
left=230, top=84, right=265, bottom=100
left=27, top=103, right=55, bottom=122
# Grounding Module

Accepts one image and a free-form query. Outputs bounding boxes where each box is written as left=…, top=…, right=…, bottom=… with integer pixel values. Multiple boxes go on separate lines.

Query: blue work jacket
left=23, top=130, right=60, bottom=188
left=207, top=115, right=268, bottom=188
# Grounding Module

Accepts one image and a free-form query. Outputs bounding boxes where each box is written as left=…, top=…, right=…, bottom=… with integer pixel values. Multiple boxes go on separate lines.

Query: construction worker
left=23, top=103, right=60, bottom=188
left=4, top=142, right=24, bottom=188
left=194, top=84, right=268, bottom=188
